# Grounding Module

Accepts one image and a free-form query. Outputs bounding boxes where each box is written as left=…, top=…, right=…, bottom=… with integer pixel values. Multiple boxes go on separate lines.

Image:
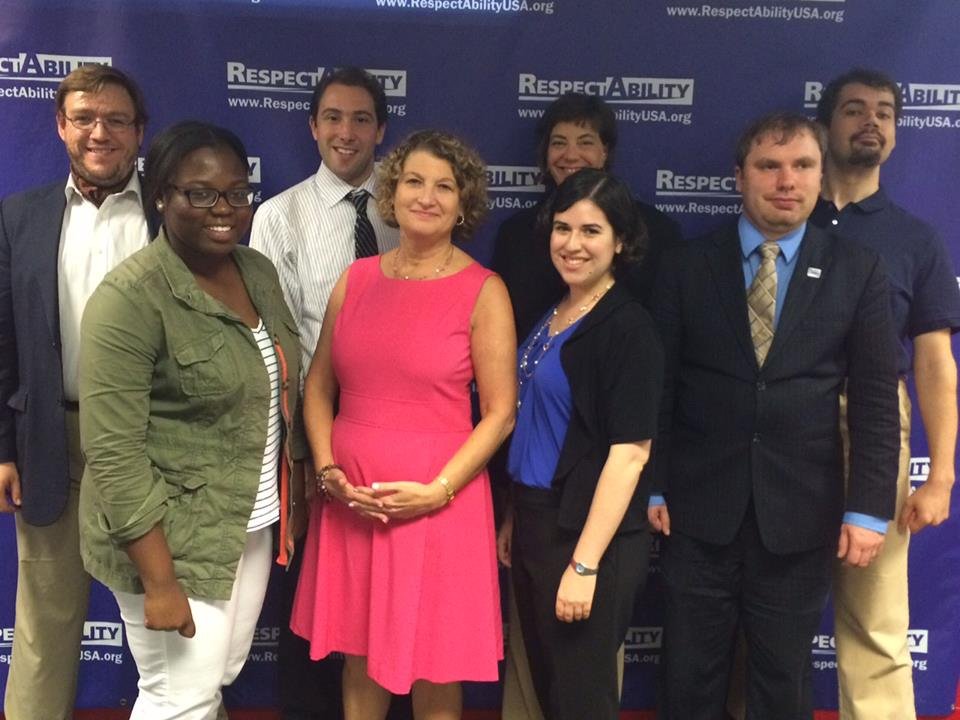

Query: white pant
left=114, top=528, right=273, bottom=720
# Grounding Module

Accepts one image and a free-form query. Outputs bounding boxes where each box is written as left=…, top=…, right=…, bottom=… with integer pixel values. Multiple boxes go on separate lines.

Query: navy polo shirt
left=810, top=188, right=960, bottom=375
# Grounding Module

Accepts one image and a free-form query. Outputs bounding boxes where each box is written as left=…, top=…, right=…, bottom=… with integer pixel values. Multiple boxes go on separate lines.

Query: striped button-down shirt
left=250, top=162, right=399, bottom=377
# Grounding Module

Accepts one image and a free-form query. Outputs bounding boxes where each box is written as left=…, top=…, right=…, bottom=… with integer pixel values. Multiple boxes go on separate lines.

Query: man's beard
left=846, top=145, right=883, bottom=168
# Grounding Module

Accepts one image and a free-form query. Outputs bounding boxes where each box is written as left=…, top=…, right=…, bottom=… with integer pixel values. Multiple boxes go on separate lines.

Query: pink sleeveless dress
left=291, top=256, right=503, bottom=693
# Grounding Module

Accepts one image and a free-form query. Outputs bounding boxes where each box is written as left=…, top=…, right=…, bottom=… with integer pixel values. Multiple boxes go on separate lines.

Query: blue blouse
left=508, top=314, right=582, bottom=489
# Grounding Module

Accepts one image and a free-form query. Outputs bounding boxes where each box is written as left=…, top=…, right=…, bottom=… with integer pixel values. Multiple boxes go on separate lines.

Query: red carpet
left=3, top=683, right=957, bottom=719
left=27, top=680, right=955, bottom=719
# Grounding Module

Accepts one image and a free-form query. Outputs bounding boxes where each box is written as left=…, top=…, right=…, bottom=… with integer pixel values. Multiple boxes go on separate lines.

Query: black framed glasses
left=61, top=114, right=138, bottom=133
left=168, top=185, right=255, bottom=208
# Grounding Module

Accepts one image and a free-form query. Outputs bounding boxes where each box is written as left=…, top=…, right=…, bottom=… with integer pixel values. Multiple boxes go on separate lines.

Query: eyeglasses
left=168, top=185, right=255, bottom=208
left=61, top=114, right=138, bottom=133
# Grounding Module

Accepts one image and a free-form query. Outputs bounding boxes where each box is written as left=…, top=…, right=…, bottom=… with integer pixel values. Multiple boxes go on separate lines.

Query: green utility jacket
left=79, top=230, right=306, bottom=600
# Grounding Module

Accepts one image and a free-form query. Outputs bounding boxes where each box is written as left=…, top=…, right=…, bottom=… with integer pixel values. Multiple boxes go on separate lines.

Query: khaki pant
left=834, top=381, right=914, bottom=720
left=501, top=581, right=624, bottom=720
left=4, top=407, right=92, bottom=720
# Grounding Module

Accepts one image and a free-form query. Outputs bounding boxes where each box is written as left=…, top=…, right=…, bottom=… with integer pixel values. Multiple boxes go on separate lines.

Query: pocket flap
left=173, top=332, right=225, bottom=367
left=163, top=472, right=208, bottom=497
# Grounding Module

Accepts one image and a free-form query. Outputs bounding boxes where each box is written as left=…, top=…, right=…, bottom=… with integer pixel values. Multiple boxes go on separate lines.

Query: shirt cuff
left=843, top=511, right=889, bottom=534
left=649, top=494, right=666, bottom=508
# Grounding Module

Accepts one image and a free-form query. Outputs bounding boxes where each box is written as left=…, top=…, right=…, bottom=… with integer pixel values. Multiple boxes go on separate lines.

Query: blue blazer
left=0, top=180, right=151, bottom=526
left=651, top=222, right=900, bottom=554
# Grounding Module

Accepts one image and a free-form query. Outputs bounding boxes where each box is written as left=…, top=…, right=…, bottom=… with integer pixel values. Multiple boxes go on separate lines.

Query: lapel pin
left=807, top=267, right=822, bottom=279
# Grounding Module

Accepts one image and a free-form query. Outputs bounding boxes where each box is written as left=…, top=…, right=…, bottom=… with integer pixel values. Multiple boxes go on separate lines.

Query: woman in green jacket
left=78, top=121, right=305, bottom=719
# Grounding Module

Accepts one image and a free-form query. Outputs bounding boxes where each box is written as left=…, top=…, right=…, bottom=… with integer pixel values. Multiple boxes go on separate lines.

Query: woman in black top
left=502, top=170, right=664, bottom=720
left=492, top=93, right=678, bottom=720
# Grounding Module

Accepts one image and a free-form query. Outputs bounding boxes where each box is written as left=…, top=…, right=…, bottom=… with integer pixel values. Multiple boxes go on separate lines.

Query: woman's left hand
left=555, top=565, right=597, bottom=623
left=370, top=480, right=448, bottom=520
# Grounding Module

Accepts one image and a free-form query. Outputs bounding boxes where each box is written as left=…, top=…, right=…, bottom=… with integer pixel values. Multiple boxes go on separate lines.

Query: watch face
left=570, top=558, right=597, bottom=575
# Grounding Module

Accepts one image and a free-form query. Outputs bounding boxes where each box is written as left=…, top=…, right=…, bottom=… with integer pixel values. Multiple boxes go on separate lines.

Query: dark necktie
left=747, top=240, right=780, bottom=366
left=349, top=190, right=379, bottom=259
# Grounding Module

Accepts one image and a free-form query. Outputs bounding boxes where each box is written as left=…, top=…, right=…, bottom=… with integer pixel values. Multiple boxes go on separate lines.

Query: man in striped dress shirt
left=249, top=66, right=400, bottom=720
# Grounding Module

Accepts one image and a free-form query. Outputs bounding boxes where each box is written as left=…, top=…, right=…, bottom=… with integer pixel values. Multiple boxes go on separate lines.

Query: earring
left=455, top=215, right=465, bottom=226
left=155, top=200, right=164, bottom=211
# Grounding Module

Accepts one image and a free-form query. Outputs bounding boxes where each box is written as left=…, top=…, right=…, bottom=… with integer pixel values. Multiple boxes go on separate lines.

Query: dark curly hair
left=535, top=93, right=616, bottom=188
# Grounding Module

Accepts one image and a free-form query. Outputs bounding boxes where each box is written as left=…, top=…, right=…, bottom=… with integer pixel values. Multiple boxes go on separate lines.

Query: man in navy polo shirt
left=813, top=67, right=960, bottom=720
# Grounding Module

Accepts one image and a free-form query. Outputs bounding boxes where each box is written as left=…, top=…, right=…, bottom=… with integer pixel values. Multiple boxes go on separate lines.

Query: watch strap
left=570, top=558, right=599, bottom=576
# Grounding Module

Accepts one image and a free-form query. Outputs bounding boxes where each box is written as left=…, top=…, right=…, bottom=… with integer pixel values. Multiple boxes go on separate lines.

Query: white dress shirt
left=58, top=172, right=150, bottom=400
left=249, top=162, right=399, bottom=376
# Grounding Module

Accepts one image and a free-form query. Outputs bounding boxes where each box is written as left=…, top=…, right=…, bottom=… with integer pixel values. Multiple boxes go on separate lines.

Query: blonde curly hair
left=376, top=130, right=488, bottom=239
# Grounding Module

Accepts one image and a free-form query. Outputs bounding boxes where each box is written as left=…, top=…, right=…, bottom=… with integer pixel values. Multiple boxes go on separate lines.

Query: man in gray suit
left=0, top=64, right=150, bottom=720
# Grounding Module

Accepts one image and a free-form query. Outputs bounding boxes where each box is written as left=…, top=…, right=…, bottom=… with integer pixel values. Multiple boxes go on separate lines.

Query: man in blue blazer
left=648, top=113, right=900, bottom=720
left=0, top=64, right=150, bottom=720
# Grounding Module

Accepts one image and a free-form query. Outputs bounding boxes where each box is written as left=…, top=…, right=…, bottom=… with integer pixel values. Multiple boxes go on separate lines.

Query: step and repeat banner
left=1, top=0, right=959, bottom=713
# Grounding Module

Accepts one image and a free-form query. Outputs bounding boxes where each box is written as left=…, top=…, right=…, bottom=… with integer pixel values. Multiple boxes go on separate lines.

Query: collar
left=820, top=185, right=890, bottom=215
left=155, top=228, right=221, bottom=316
left=738, top=215, right=804, bottom=264
left=313, top=162, right=379, bottom=209
left=64, top=170, right=142, bottom=205
left=154, top=227, right=267, bottom=324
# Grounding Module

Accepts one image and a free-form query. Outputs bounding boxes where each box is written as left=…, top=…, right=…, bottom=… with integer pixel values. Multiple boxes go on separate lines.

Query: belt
left=513, top=482, right=562, bottom=508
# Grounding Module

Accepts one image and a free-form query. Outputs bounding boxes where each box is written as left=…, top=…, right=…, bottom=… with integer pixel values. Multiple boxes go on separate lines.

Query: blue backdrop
left=1, top=0, right=958, bottom=712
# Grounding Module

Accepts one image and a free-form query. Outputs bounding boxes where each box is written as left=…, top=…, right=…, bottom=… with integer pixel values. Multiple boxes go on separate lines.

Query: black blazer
left=0, top=180, right=152, bottom=526
left=651, top=222, right=899, bottom=554
left=550, top=283, right=664, bottom=533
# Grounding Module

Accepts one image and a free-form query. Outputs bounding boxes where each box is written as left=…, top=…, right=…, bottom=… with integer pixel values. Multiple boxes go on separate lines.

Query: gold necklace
left=549, top=281, right=614, bottom=336
left=391, top=244, right=455, bottom=280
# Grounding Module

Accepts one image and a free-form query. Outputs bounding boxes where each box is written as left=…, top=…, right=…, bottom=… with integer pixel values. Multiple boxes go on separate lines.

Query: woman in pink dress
left=291, top=130, right=516, bottom=719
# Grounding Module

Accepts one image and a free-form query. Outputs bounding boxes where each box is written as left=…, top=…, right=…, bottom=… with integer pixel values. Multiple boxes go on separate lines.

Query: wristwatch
left=569, top=558, right=599, bottom=576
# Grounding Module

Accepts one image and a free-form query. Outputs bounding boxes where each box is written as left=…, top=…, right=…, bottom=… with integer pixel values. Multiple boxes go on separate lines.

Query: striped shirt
left=247, top=321, right=282, bottom=532
left=249, top=162, right=399, bottom=376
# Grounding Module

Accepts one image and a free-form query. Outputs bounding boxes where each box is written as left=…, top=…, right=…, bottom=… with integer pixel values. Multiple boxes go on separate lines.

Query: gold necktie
left=747, top=240, right=780, bottom=365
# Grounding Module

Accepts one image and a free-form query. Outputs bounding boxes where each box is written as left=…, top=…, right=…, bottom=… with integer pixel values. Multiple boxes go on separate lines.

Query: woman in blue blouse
left=501, top=169, right=664, bottom=720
